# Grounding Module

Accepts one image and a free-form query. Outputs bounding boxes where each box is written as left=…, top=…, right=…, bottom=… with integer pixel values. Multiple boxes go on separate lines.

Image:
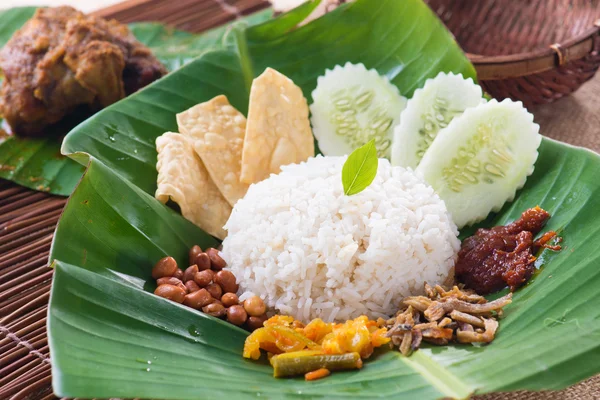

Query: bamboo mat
left=0, top=0, right=599, bottom=399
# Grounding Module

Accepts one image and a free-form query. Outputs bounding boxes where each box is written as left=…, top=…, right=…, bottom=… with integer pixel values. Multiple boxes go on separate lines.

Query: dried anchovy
left=400, top=331, right=412, bottom=356
left=421, top=326, right=453, bottom=340
left=387, top=323, right=413, bottom=335
left=386, top=283, right=510, bottom=356
left=457, top=321, right=474, bottom=332
left=424, top=283, right=437, bottom=298
left=434, top=284, right=487, bottom=304
left=424, top=294, right=512, bottom=321
left=411, top=329, right=423, bottom=350
left=402, top=296, right=432, bottom=312
left=456, top=318, right=498, bottom=343
left=450, top=310, right=485, bottom=328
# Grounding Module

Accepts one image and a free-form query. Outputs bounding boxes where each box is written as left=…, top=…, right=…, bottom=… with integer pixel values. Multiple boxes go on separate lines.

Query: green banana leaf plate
left=0, top=6, right=271, bottom=196
left=48, top=0, right=600, bottom=399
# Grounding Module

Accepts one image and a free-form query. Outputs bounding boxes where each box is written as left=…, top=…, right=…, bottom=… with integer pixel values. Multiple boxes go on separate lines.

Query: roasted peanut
left=206, top=283, right=222, bottom=300
left=183, top=264, right=199, bottom=282
left=189, top=245, right=202, bottom=266
left=214, top=270, right=238, bottom=294
left=203, top=302, right=226, bottom=317
left=185, top=280, right=201, bottom=293
left=156, top=277, right=181, bottom=286
left=246, top=314, right=268, bottom=331
left=194, top=270, right=214, bottom=287
left=151, top=256, right=177, bottom=279
left=221, top=293, right=239, bottom=307
left=206, top=248, right=226, bottom=270
left=226, top=305, right=248, bottom=326
left=154, top=284, right=185, bottom=303
left=156, top=277, right=187, bottom=293
left=173, top=268, right=184, bottom=280
left=243, top=296, right=266, bottom=317
left=195, top=253, right=211, bottom=271
left=183, top=288, right=213, bottom=309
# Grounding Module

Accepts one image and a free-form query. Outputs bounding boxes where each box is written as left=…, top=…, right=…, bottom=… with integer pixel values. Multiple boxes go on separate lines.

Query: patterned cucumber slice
left=391, top=72, right=484, bottom=168
left=310, top=62, right=407, bottom=158
left=416, top=99, right=541, bottom=228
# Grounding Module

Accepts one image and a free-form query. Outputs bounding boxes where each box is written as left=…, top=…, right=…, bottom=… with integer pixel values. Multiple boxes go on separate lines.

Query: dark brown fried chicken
left=0, top=7, right=167, bottom=136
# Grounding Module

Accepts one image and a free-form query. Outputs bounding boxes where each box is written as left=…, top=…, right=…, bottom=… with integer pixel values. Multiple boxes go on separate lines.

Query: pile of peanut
left=152, top=245, right=267, bottom=331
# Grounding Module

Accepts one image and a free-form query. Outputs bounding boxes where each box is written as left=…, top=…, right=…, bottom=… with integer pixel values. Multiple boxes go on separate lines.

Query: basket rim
left=468, top=20, right=600, bottom=80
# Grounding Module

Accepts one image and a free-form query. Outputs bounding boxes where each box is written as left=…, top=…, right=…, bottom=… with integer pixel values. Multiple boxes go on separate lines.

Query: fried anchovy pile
left=384, top=283, right=512, bottom=356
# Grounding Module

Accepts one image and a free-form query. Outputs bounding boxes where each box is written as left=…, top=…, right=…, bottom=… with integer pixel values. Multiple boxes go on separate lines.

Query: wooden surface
left=0, top=1, right=599, bottom=399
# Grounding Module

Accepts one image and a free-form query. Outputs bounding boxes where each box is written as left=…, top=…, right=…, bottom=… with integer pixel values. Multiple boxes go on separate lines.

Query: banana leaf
left=0, top=7, right=272, bottom=195
left=49, top=141, right=600, bottom=399
left=49, top=0, right=600, bottom=398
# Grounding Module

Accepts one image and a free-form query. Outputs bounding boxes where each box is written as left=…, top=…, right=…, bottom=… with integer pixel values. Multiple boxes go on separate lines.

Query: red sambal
left=455, top=206, right=561, bottom=294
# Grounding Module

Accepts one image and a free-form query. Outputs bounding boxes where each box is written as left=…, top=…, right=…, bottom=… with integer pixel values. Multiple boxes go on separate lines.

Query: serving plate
left=47, top=0, right=600, bottom=398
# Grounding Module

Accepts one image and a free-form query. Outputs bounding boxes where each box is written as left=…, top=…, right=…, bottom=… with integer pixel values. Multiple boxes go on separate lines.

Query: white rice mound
left=221, top=156, right=460, bottom=322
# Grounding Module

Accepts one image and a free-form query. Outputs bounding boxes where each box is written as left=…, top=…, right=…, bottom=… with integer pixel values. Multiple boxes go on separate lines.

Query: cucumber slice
left=310, top=62, right=407, bottom=158
left=391, top=72, right=484, bottom=168
left=416, top=99, right=541, bottom=228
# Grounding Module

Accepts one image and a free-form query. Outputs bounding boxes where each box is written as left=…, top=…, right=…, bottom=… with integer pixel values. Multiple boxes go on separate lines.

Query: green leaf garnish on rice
left=342, top=139, right=378, bottom=196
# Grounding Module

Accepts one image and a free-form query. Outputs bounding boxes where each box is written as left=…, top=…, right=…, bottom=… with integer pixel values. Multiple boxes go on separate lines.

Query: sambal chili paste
left=456, top=206, right=561, bottom=294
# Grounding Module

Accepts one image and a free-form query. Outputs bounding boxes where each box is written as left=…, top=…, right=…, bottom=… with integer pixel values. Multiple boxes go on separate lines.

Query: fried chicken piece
left=0, top=7, right=167, bottom=136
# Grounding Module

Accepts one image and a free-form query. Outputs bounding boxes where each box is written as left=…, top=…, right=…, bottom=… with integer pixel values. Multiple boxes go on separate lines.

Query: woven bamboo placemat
left=0, top=0, right=599, bottom=399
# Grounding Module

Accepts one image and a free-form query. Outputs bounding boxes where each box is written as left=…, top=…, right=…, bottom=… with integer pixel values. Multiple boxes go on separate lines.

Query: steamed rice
left=221, top=156, right=460, bottom=322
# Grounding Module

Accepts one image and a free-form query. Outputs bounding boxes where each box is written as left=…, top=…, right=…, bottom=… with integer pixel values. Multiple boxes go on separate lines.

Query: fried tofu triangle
left=177, top=95, right=248, bottom=207
left=155, top=132, right=231, bottom=239
left=240, top=68, right=314, bottom=185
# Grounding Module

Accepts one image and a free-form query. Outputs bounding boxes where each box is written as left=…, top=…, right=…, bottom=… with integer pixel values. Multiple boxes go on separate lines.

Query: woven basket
left=426, top=0, right=600, bottom=107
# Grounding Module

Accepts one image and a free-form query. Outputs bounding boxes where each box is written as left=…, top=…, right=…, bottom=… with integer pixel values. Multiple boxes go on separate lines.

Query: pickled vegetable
left=303, top=318, right=332, bottom=343
left=416, top=99, right=541, bottom=228
left=269, top=325, right=321, bottom=352
left=391, top=72, right=483, bottom=168
left=243, top=315, right=389, bottom=379
left=305, top=368, right=331, bottom=381
left=310, top=62, right=407, bottom=158
left=271, top=351, right=362, bottom=378
left=321, top=316, right=380, bottom=358
left=243, top=325, right=277, bottom=359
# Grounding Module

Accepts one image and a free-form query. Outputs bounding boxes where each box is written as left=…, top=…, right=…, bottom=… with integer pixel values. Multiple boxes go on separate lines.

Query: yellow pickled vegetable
left=371, top=327, right=390, bottom=347
left=243, top=314, right=389, bottom=379
left=321, top=316, right=374, bottom=358
left=264, top=315, right=295, bottom=327
left=243, top=327, right=276, bottom=360
left=303, top=318, right=332, bottom=343
left=268, top=325, right=321, bottom=352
